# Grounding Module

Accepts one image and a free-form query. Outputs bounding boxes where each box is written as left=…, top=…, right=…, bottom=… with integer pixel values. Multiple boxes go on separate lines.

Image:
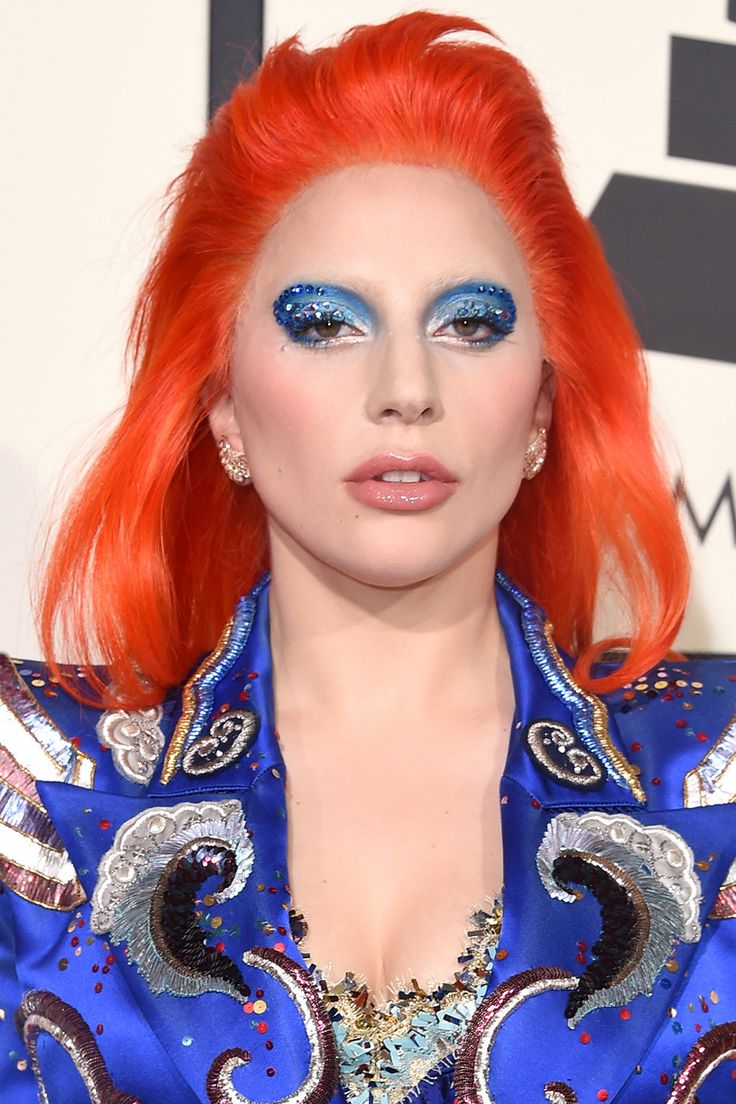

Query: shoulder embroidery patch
left=0, top=655, right=94, bottom=910
left=96, top=705, right=165, bottom=784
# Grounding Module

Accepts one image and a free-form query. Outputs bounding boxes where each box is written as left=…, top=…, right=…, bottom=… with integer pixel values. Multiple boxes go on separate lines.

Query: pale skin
left=209, top=163, right=552, bottom=1003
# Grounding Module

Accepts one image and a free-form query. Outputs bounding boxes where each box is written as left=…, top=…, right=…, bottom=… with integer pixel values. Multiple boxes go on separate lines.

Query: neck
left=267, top=525, right=513, bottom=733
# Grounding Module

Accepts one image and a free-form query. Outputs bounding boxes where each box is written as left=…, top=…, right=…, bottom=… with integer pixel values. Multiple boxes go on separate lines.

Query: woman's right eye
left=290, top=313, right=362, bottom=346
left=273, top=285, right=369, bottom=347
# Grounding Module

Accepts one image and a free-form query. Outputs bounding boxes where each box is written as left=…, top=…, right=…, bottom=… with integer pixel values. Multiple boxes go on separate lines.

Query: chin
left=318, top=538, right=484, bottom=592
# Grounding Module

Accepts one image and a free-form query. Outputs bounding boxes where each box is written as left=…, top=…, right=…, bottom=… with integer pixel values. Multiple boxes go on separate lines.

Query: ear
left=531, top=358, right=555, bottom=435
left=206, top=389, right=245, bottom=453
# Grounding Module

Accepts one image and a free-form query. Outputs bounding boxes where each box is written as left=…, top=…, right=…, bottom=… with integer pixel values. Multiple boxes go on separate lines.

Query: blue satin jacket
left=1, top=572, right=735, bottom=1104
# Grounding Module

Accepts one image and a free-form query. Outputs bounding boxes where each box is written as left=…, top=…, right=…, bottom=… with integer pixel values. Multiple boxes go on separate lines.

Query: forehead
left=247, top=163, right=532, bottom=303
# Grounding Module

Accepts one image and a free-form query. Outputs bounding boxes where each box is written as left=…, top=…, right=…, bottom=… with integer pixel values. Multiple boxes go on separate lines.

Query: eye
left=428, top=284, right=518, bottom=348
left=273, top=284, right=371, bottom=348
left=312, top=317, right=345, bottom=339
left=443, top=315, right=495, bottom=340
left=295, top=313, right=362, bottom=345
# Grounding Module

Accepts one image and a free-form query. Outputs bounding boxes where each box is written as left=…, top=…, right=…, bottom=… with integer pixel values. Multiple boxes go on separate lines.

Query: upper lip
left=346, top=452, right=458, bottom=482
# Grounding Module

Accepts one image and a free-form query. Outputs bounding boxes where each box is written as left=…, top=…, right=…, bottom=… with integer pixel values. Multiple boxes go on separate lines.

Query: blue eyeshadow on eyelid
left=272, top=283, right=375, bottom=343
left=426, top=281, right=517, bottom=342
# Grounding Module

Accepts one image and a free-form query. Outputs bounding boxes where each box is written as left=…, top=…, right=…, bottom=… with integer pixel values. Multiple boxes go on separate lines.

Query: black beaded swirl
left=151, top=839, right=250, bottom=999
left=552, top=853, right=641, bottom=1021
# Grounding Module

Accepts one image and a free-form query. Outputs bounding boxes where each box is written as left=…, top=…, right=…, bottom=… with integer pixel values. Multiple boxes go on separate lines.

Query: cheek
left=231, top=358, right=345, bottom=488
left=462, top=369, right=541, bottom=464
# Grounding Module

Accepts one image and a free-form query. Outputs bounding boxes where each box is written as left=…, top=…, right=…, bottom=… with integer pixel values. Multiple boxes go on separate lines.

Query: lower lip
left=345, top=478, right=458, bottom=511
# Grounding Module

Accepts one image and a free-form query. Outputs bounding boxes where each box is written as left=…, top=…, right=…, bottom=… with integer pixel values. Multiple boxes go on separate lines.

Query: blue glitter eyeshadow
left=272, top=284, right=374, bottom=346
left=426, top=282, right=517, bottom=346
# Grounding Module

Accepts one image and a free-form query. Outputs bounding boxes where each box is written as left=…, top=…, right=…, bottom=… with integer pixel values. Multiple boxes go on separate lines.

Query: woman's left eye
left=438, top=315, right=499, bottom=341
left=429, top=286, right=517, bottom=347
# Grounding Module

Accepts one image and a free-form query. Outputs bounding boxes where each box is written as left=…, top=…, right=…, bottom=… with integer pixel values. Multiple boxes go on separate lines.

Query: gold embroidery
left=160, top=615, right=235, bottom=784
left=543, top=625, right=645, bottom=802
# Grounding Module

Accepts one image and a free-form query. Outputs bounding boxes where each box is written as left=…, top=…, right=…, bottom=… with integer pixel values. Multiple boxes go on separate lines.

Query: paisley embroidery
left=0, top=655, right=94, bottom=909
left=536, top=812, right=701, bottom=1025
left=16, top=989, right=141, bottom=1104
left=91, top=799, right=253, bottom=998
left=207, top=946, right=339, bottom=1104
left=182, top=708, right=259, bottom=776
left=96, top=705, right=165, bottom=784
left=454, top=966, right=578, bottom=1104
left=524, top=720, right=605, bottom=790
left=665, top=1021, right=736, bottom=1102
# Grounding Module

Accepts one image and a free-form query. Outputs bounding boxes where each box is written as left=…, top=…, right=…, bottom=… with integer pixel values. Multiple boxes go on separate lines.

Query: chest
left=278, top=713, right=507, bottom=1000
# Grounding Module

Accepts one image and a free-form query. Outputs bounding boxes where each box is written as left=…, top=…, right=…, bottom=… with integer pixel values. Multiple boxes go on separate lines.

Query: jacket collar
left=154, top=570, right=642, bottom=807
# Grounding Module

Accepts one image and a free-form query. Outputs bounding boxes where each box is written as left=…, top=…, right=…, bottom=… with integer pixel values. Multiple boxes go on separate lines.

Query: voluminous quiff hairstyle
left=39, top=11, right=689, bottom=706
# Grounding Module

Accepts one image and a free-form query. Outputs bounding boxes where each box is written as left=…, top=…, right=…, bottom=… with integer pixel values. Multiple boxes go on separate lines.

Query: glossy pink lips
left=345, top=452, right=458, bottom=512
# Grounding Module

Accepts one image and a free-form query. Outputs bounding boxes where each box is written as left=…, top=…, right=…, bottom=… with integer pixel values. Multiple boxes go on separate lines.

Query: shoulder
left=602, top=653, right=734, bottom=731
left=600, top=654, right=736, bottom=807
left=0, top=653, right=177, bottom=910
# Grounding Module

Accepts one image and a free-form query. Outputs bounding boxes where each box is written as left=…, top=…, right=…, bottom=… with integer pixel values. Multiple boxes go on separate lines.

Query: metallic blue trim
left=496, top=571, right=630, bottom=792
left=177, top=572, right=270, bottom=766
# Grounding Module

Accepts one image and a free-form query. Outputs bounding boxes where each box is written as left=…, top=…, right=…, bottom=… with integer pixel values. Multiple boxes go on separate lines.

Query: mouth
left=346, top=452, right=457, bottom=484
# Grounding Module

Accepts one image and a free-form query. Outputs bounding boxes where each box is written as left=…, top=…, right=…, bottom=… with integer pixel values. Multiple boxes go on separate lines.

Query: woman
left=1, top=12, right=734, bottom=1103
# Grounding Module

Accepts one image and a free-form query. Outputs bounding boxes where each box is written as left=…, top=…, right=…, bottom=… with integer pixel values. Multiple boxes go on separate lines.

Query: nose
left=364, top=332, right=443, bottom=425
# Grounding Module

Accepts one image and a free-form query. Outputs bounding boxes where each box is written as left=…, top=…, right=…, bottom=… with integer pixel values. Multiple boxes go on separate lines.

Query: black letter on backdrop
left=209, top=0, right=264, bottom=118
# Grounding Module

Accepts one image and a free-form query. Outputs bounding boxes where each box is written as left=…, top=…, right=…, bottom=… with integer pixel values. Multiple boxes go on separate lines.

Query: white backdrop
left=1, top=1, right=734, bottom=657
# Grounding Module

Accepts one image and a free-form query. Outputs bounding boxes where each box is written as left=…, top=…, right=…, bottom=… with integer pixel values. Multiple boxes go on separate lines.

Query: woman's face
left=210, top=163, right=550, bottom=588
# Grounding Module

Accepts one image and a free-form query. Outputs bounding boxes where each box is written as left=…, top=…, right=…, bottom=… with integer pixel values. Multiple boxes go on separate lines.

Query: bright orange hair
left=38, top=11, right=689, bottom=707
